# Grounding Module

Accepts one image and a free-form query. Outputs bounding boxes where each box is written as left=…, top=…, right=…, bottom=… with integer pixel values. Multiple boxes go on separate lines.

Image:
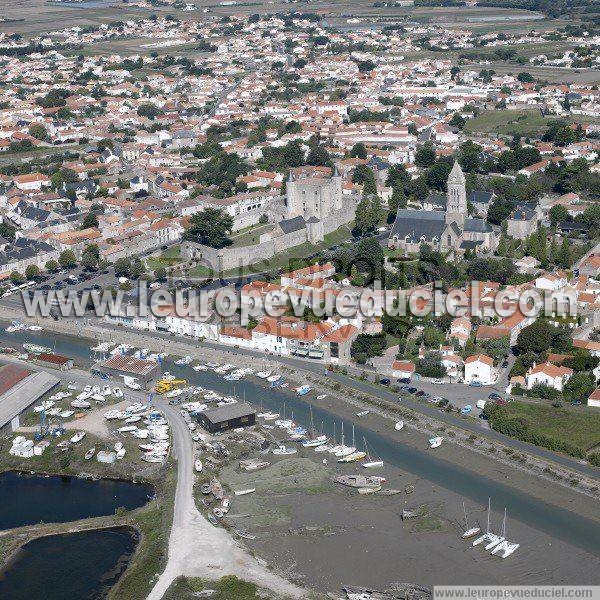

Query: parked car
left=469, top=381, right=483, bottom=387
left=398, top=377, right=411, bottom=384
left=431, top=379, right=444, bottom=385
left=379, top=378, right=391, bottom=385
left=488, top=392, right=501, bottom=401
left=415, top=390, right=426, bottom=397
left=495, top=398, right=508, bottom=406
left=408, top=387, right=418, bottom=394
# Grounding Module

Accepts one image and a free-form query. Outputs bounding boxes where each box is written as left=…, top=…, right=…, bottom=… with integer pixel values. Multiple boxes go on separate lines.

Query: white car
left=431, top=379, right=444, bottom=385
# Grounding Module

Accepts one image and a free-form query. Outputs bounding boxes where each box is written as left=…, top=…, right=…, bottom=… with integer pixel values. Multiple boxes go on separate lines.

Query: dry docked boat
left=234, top=488, right=256, bottom=496
left=333, top=475, right=386, bottom=489
left=194, top=459, right=203, bottom=472
left=395, top=420, right=404, bottom=431
left=84, top=447, right=96, bottom=460
left=358, top=486, right=381, bottom=495
left=70, top=431, right=86, bottom=444
left=272, top=445, right=297, bottom=455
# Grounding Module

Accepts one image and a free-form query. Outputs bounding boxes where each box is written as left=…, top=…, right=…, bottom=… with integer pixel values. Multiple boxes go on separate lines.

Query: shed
left=196, top=402, right=256, bottom=434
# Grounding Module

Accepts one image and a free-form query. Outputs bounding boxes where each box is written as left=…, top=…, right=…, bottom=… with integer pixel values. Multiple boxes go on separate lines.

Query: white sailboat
left=461, top=501, right=481, bottom=539
left=362, top=438, right=384, bottom=468
left=335, top=424, right=357, bottom=457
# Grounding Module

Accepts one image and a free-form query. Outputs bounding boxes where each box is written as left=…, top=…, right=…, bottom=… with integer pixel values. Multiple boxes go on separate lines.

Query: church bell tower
left=445, top=161, right=467, bottom=227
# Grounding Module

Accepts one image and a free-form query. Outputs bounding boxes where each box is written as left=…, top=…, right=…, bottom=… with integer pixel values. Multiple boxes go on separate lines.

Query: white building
left=464, top=354, right=495, bottom=385
left=525, top=362, right=573, bottom=392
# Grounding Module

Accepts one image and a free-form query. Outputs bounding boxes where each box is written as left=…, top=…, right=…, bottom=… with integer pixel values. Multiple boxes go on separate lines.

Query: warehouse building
left=91, top=354, right=160, bottom=389
left=196, top=402, right=256, bottom=434
left=0, top=363, right=61, bottom=434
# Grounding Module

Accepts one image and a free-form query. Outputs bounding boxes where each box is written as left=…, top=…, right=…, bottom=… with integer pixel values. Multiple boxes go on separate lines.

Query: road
left=36, top=313, right=599, bottom=483
left=0, top=354, right=303, bottom=600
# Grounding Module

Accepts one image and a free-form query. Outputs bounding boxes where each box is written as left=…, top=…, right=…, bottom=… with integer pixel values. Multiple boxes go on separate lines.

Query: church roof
left=464, top=218, right=493, bottom=233
left=389, top=209, right=446, bottom=242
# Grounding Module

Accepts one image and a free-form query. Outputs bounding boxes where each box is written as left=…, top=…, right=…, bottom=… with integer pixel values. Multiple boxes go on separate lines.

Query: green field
left=464, top=109, right=560, bottom=138
left=497, top=401, right=600, bottom=457
left=146, top=246, right=183, bottom=271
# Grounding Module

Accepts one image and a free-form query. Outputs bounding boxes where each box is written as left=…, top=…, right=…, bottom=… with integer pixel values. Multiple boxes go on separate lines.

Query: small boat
left=102, top=385, right=112, bottom=396
left=358, top=486, right=381, bottom=495
left=492, top=541, right=519, bottom=558
left=207, top=513, right=219, bottom=526
left=117, top=425, right=138, bottom=433
left=192, top=364, right=208, bottom=371
left=272, top=445, right=297, bottom=455
left=92, top=394, right=106, bottom=402
left=235, top=529, right=256, bottom=540
left=338, top=451, right=367, bottom=463
left=356, top=411, right=369, bottom=417
left=70, top=431, right=86, bottom=444
left=195, top=459, right=203, bottom=472
left=316, top=394, right=327, bottom=400
left=84, top=447, right=96, bottom=460
left=34, top=400, right=55, bottom=413
left=28, top=325, right=43, bottom=331
left=395, top=420, right=404, bottom=431
left=429, top=436, right=443, bottom=448
left=125, top=416, right=142, bottom=424
left=266, top=374, right=281, bottom=383
left=71, top=399, right=91, bottom=409
left=116, top=447, right=126, bottom=460
left=261, top=412, right=279, bottom=420
left=256, top=371, right=271, bottom=379
left=23, top=343, right=51, bottom=354
left=302, top=435, right=329, bottom=448
left=114, top=442, right=123, bottom=452
left=461, top=405, right=472, bottom=414
left=234, top=488, right=256, bottom=496
left=402, top=509, right=419, bottom=520
left=461, top=501, right=481, bottom=539
left=295, top=385, right=311, bottom=396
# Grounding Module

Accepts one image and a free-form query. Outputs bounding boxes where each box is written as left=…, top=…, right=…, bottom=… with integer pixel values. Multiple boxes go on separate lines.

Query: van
left=476, top=400, right=487, bottom=410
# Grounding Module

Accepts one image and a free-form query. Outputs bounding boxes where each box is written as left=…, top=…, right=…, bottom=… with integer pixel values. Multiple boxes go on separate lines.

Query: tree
left=557, top=236, right=572, bottom=269
left=517, top=72, right=534, bottom=83
left=81, top=246, right=99, bottom=271
left=28, top=123, right=48, bottom=141
left=45, top=259, right=59, bottom=272
left=350, top=142, right=367, bottom=159
left=114, top=258, right=131, bottom=278
left=154, top=266, right=167, bottom=281
left=449, top=113, right=466, bottom=130
left=352, top=164, right=375, bottom=185
left=516, top=320, right=554, bottom=355
left=182, top=208, right=233, bottom=249
left=25, top=264, right=40, bottom=280
left=354, top=197, right=373, bottom=236
left=137, top=103, right=162, bottom=119
left=388, top=185, right=406, bottom=217
left=415, top=143, right=436, bottom=168
left=369, top=194, right=384, bottom=227
left=564, top=372, right=595, bottom=402
left=58, top=250, right=77, bottom=269
left=81, top=212, right=99, bottom=229
left=9, top=270, right=24, bottom=284
left=306, top=144, right=331, bottom=167
left=549, top=205, right=569, bottom=226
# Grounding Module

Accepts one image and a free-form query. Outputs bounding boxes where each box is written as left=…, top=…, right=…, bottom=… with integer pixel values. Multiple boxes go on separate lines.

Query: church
left=388, top=162, right=497, bottom=256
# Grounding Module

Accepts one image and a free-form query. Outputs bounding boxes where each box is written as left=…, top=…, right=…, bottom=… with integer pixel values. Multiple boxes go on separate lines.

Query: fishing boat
left=395, top=420, right=404, bottom=431
left=295, top=385, right=311, bottom=396
left=272, top=445, right=297, bottom=455
left=461, top=501, right=481, bottom=539
left=195, top=459, right=203, bottom=472
left=70, top=431, right=86, bottom=444
left=429, top=436, right=443, bottom=448
left=84, top=447, right=96, bottom=460
left=362, top=438, right=384, bottom=468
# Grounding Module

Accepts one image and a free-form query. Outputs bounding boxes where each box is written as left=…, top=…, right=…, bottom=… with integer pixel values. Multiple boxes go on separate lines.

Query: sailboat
left=362, top=438, right=384, bottom=468
left=461, top=501, right=481, bottom=539
left=302, top=408, right=329, bottom=447
left=472, top=498, right=502, bottom=548
left=485, top=508, right=507, bottom=551
left=336, top=424, right=359, bottom=459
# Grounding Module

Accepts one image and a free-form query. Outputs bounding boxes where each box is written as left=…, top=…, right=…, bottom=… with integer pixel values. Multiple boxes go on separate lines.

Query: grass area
left=464, top=109, right=561, bottom=138
left=163, top=575, right=262, bottom=600
left=109, top=466, right=177, bottom=600
left=230, top=224, right=274, bottom=248
left=146, top=246, right=183, bottom=271
left=497, top=401, right=600, bottom=456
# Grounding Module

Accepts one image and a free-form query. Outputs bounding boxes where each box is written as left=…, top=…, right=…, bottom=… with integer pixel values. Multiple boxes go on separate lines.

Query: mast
left=486, top=498, right=491, bottom=534
left=340, top=422, right=345, bottom=447
left=502, top=508, right=507, bottom=538
left=352, top=424, right=355, bottom=448
left=463, top=501, right=468, bottom=529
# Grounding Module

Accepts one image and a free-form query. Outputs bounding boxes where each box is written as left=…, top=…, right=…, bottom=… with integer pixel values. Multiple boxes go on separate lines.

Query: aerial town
left=0, top=2, right=598, bottom=599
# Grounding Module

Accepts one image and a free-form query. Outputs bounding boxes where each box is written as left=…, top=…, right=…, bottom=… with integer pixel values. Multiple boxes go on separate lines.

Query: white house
left=464, top=354, right=496, bottom=385
left=391, top=360, right=415, bottom=380
left=525, top=362, right=573, bottom=392
left=535, top=271, right=568, bottom=291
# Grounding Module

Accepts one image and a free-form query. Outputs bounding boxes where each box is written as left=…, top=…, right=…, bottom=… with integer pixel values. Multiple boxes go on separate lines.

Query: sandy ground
left=220, top=452, right=600, bottom=594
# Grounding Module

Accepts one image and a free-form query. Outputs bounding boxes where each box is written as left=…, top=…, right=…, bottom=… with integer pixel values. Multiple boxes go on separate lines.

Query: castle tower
left=332, top=165, right=343, bottom=211
left=445, top=161, right=467, bottom=227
